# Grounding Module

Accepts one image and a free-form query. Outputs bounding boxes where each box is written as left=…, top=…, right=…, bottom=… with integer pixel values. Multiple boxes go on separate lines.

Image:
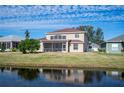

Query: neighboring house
left=0, top=35, right=24, bottom=51
left=106, top=34, right=124, bottom=53
left=89, top=43, right=100, bottom=52
left=39, top=28, right=88, bottom=52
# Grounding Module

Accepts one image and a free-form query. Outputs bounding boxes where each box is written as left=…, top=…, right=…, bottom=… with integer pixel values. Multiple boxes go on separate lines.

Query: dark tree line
left=76, top=25, right=104, bottom=45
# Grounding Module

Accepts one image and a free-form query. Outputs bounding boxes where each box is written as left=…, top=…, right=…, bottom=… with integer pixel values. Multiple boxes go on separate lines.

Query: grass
left=0, top=52, right=124, bottom=69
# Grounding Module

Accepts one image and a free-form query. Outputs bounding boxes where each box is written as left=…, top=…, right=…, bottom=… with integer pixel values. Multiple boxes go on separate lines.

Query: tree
left=28, top=39, right=40, bottom=53
left=18, top=40, right=27, bottom=54
left=18, top=39, right=40, bottom=54
left=77, top=25, right=95, bottom=43
left=18, top=30, right=40, bottom=54
left=25, top=30, right=30, bottom=39
left=18, top=68, right=39, bottom=81
left=76, top=25, right=104, bottom=45
left=94, top=28, right=104, bottom=45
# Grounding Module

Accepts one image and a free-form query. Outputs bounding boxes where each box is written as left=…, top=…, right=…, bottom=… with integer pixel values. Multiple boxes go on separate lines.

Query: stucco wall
left=106, top=42, right=122, bottom=53
left=69, top=43, right=84, bottom=52
left=38, top=42, right=44, bottom=52
left=40, top=32, right=88, bottom=52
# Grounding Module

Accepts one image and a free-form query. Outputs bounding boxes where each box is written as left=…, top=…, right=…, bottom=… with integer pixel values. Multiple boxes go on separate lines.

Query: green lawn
left=0, top=52, right=124, bottom=69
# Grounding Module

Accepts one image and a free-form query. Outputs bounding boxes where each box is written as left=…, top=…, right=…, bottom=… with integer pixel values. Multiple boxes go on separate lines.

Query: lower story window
left=73, top=44, right=78, bottom=50
left=63, top=44, right=66, bottom=51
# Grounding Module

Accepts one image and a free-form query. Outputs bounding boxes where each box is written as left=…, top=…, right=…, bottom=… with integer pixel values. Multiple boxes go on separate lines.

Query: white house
left=0, top=35, right=24, bottom=51
left=39, top=28, right=88, bottom=52
left=89, top=43, right=100, bottom=52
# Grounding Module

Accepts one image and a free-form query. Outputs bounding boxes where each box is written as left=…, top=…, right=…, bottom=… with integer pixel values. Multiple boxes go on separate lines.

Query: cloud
left=0, top=5, right=124, bottom=26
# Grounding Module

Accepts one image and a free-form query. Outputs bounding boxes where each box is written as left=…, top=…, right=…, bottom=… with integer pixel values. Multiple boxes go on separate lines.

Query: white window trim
left=75, top=34, right=79, bottom=38
left=73, top=44, right=78, bottom=50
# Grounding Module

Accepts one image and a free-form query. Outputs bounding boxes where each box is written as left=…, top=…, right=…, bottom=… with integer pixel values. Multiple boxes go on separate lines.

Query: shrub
left=18, top=39, right=40, bottom=54
left=11, top=48, right=17, bottom=52
left=98, top=48, right=105, bottom=52
left=18, top=40, right=27, bottom=54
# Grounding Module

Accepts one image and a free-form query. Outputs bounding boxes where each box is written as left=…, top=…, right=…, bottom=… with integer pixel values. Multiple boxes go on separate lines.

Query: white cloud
left=0, top=5, right=124, bottom=24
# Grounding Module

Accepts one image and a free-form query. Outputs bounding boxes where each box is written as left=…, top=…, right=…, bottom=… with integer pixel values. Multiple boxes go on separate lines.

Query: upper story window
left=50, top=36, right=53, bottom=40
left=59, top=35, right=61, bottom=39
left=75, top=34, right=79, bottom=38
left=50, top=35, right=66, bottom=40
left=63, top=36, right=66, bottom=39
left=55, top=35, right=57, bottom=39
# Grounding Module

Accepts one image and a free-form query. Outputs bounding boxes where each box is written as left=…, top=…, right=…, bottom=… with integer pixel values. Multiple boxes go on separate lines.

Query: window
left=7, top=42, right=10, bottom=49
left=73, top=44, right=78, bottom=50
left=75, top=34, right=79, bottom=38
left=63, top=44, right=66, bottom=51
left=51, top=35, right=66, bottom=40
left=50, top=36, right=53, bottom=40
left=112, top=43, right=119, bottom=51
left=59, top=35, right=61, bottom=39
left=55, top=35, right=57, bottom=39
left=63, top=36, right=66, bottom=39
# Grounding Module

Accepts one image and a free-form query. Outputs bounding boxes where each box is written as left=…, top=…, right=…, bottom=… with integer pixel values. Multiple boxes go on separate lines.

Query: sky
left=0, top=5, right=124, bottom=40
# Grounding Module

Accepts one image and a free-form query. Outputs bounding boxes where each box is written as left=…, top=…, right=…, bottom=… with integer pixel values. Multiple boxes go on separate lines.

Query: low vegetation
left=18, top=30, right=40, bottom=54
left=0, top=52, right=124, bottom=69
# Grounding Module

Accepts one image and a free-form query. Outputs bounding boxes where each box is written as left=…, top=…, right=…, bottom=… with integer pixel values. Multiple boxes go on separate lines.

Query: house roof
left=40, top=37, right=83, bottom=43
left=40, top=37, right=67, bottom=42
left=40, top=37, right=47, bottom=41
left=47, top=28, right=85, bottom=34
left=70, top=40, right=83, bottom=44
left=107, top=34, right=124, bottom=42
left=90, top=43, right=100, bottom=48
left=0, top=35, right=24, bottom=42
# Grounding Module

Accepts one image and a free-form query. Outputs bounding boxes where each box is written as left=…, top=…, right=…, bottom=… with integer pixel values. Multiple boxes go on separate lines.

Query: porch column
left=62, top=42, right=63, bottom=51
left=40, top=42, right=44, bottom=52
left=66, top=41, right=68, bottom=52
left=5, top=42, right=7, bottom=49
left=52, top=42, right=53, bottom=52
left=10, top=42, right=13, bottom=49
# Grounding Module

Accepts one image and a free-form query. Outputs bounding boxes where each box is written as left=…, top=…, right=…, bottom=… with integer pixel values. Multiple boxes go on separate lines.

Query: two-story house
left=39, top=28, right=88, bottom=52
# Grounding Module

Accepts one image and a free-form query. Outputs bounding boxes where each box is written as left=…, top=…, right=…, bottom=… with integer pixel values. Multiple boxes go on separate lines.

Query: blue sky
left=0, top=5, right=124, bottom=40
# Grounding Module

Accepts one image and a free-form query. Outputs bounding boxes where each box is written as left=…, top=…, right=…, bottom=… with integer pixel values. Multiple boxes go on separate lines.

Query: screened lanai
left=0, top=35, right=24, bottom=51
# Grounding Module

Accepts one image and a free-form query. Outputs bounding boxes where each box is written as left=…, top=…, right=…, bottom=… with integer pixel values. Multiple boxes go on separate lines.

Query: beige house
left=39, top=28, right=88, bottom=52
left=0, top=35, right=24, bottom=51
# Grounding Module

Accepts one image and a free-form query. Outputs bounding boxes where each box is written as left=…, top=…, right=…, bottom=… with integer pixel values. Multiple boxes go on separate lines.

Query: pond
left=0, top=67, right=124, bottom=87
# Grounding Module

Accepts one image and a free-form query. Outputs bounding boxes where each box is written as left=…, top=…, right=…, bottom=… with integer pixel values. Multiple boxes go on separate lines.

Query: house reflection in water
left=106, top=71, right=124, bottom=80
left=0, top=67, right=124, bottom=84
left=42, top=69, right=85, bottom=84
left=41, top=69, right=114, bottom=84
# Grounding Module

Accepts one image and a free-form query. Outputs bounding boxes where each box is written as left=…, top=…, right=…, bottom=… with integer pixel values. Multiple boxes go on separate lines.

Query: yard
left=0, top=52, right=124, bottom=69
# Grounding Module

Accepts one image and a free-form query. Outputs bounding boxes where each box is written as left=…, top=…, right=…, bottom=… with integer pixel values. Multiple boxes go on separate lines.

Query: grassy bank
left=0, top=52, right=124, bottom=69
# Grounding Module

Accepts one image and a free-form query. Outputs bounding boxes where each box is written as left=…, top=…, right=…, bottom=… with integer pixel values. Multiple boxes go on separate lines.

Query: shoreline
left=0, top=62, right=124, bottom=71
left=0, top=52, right=124, bottom=71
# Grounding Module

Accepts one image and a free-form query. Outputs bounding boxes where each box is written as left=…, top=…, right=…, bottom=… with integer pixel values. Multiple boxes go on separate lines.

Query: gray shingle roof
left=107, top=34, right=124, bottom=42
left=0, top=35, right=24, bottom=42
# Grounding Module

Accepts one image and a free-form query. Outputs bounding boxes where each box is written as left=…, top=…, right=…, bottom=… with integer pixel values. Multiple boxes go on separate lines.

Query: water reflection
left=17, top=69, right=39, bottom=81
left=0, top=67, right=124, bottom=86
left=42, top=69, right=85, bottom=83
left=42, top=69, right=106, bottom=84
left=106, top=71, right=124, bottom=80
